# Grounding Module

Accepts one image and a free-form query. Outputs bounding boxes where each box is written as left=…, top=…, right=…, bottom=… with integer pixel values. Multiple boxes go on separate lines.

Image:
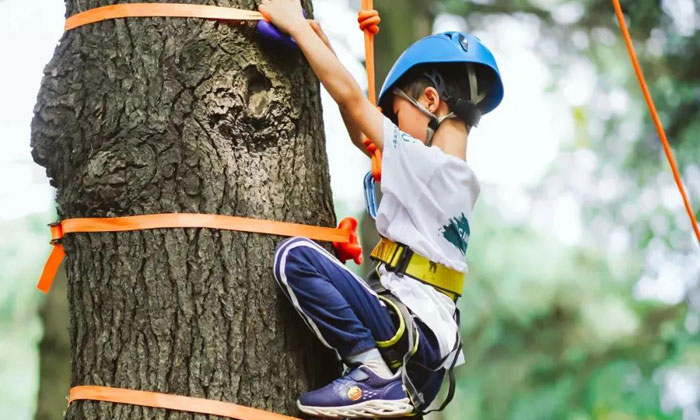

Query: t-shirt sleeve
left=380, top=117, right=446, bottom=206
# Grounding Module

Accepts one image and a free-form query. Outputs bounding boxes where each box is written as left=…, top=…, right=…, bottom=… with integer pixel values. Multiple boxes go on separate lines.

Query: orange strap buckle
left=39, top=213, right=361, bottom=294
left=69, top=386, right=302, bottom=420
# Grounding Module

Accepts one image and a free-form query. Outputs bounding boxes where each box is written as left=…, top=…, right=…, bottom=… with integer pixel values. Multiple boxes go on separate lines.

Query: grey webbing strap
left=397, top=303, right=425, bottom=411
left=467, top=63, right=487, bottom=105
left=367, top=265, right=461, bottom=414
left=421, top=308, right=461, bottom=415
left=392, top=88, right=455, bottom=146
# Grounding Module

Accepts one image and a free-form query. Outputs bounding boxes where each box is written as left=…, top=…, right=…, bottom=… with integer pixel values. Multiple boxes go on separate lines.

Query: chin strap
left=392, top=88, right=455, bottom=146
left=393, top=63, right=486, bottom=146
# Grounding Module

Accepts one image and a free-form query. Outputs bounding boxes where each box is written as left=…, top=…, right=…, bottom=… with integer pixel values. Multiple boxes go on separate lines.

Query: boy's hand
left=258, top=0, right=307, bottom=35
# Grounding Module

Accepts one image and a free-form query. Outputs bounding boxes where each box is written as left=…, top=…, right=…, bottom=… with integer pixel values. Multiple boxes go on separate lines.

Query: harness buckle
left=392, top=244, right=413, bottom=277
left=49, top=222, right=64, bottom=245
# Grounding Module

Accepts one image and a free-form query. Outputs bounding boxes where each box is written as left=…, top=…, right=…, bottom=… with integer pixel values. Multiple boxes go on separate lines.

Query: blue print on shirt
left=440, top=213, right=470, bottom=255
left=391, top=126, right=417, bottom=149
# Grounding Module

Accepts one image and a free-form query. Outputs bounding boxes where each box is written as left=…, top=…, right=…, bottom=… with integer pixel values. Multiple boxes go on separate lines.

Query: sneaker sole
left=297, top=397, right=414, bottom=418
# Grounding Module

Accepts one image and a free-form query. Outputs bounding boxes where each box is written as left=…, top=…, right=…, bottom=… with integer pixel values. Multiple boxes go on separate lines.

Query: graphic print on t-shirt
left=440, top=212, right=470, bottom=255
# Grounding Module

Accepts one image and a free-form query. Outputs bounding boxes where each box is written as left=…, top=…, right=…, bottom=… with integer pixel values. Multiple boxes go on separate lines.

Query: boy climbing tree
left=261, top=0, right=503, bottom=417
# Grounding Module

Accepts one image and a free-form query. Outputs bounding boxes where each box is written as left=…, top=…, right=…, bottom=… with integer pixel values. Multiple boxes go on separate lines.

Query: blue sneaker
left=297, top=365, right=414, bottom=418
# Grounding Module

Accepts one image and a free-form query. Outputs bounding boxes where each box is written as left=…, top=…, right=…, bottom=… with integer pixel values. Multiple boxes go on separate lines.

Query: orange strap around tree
left=38, top=213, right=356, bottom=294
left=64, top=3, right=264, bottom=31
left=612, top=0, right=700, bottom=244
left=358, top=1, right=383, bottom=182
left=69, top=386, right=302, bottom=420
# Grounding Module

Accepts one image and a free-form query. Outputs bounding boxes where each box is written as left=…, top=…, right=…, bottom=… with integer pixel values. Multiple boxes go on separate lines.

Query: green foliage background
left=1, top=0, right=698, bottom=419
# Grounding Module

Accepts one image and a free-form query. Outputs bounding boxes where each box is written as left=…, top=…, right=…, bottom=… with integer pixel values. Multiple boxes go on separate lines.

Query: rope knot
left=357, top=9, right=380, bottom=35
left=362, top=137, right=377, bottom=154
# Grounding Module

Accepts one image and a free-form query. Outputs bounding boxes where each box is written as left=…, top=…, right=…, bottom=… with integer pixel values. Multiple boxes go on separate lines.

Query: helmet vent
left=457, top=34, right=469, bottom=52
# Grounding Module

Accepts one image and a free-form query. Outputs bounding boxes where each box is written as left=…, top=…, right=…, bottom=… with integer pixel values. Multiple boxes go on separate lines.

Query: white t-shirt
left=375, top=117, right=480, bottom=367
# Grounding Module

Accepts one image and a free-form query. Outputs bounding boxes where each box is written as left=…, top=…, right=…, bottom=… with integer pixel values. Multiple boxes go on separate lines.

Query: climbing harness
left=39, top=213, right=360, bottom=294
left=367, top=238, right=464, bottom=413
left=375, top=294, right=420, bottom=371
left=612, top=0, right=700, bottom=244
left=370, top=238, right=464, bottom=301
left=365, top=260, right=462, bottom=415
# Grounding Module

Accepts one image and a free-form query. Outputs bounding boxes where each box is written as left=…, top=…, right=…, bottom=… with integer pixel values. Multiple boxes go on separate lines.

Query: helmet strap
left=393, top=88, right=456, bottom=146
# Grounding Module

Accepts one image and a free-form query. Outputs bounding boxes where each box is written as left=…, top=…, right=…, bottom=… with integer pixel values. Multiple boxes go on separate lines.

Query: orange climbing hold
left=334, top=217, right=363, bottom=265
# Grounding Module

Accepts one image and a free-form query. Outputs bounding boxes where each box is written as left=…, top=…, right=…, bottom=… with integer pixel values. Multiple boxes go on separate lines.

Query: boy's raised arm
left=259, top=0, right=384, bottom=151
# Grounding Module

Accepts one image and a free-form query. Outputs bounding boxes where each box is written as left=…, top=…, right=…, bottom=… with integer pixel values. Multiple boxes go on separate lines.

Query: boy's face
left=392, top=94, right=432, bottom=143
left=391, top=87, right=448, bottom=144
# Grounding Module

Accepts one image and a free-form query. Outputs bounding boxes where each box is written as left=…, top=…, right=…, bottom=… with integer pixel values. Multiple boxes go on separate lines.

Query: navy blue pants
left=273, top=237, right=445, bottom=407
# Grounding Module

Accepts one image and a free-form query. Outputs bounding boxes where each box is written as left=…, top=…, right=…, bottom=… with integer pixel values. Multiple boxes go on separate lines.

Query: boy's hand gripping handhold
left=257, top=1, right=307, bottom=49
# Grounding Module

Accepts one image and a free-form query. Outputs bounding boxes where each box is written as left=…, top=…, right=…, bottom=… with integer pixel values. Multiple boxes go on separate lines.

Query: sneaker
left=297, top=365, right=414, bottom=418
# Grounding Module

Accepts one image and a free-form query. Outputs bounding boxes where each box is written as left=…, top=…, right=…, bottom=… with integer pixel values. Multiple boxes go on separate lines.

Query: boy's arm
left=308, top=20, right=371, bottom=156
left=340, top=109, right=371, bottom=156
left=259, top=0, right=384, bottom=151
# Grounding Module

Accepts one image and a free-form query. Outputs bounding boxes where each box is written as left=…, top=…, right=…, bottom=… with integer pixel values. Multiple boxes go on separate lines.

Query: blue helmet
left=378, top=31, right=504, bottom=125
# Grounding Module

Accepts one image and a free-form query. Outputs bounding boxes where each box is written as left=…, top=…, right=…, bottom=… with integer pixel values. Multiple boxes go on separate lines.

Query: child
left=261, top=0, right=504, bottom=417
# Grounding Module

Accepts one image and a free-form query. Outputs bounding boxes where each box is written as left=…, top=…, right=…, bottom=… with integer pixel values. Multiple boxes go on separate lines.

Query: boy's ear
left=423, top=86, right=441, bottom=114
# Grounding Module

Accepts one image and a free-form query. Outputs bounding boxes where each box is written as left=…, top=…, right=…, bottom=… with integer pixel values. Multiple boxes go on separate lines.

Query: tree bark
left=30, top=1, right=340, bottom=419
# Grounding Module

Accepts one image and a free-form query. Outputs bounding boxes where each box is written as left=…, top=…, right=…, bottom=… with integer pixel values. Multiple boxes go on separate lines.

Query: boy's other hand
left=258, top=0, right=306, bottom=35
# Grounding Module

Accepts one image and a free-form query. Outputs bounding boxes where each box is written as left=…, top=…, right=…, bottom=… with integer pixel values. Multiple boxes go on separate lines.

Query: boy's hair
left=396, top=63, right=494, bottom=109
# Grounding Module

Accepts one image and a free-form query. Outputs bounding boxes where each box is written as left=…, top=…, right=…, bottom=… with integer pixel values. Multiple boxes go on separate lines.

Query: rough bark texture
left=30, top=1, right=341, bottom=418
left=35, top=267, right=71, bottom=420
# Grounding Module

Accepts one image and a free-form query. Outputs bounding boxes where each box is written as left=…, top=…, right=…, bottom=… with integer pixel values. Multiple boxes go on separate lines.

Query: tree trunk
left=30, top=1, right=340, bottom=419
left=374, top=0, right=433, bottom=86
left=35, top=267, right=71, bottom=420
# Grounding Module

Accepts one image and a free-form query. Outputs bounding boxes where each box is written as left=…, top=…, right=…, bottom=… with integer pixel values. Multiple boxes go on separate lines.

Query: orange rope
left=358, top=1, right=382, bottom=181
left=612, top=0, right=700, bottom=244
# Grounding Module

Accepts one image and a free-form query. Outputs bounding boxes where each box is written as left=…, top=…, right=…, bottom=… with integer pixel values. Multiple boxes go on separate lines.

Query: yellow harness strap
left=370, top=238, right=464, bottom=300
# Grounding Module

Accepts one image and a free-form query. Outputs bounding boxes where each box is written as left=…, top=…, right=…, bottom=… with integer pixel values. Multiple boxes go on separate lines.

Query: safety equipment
left=365, top=261, right=462, bottom=415
left=370, top=238, right=464, bottom=300
left=357, top=1, right=383, bottom=182
left=39, top=213, right=361, bottom=294
left=69, top=386, right=302, bottom=420
left=64, top=3, right=299, bottom=48
left=378, top=32, right=504, bottom=142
